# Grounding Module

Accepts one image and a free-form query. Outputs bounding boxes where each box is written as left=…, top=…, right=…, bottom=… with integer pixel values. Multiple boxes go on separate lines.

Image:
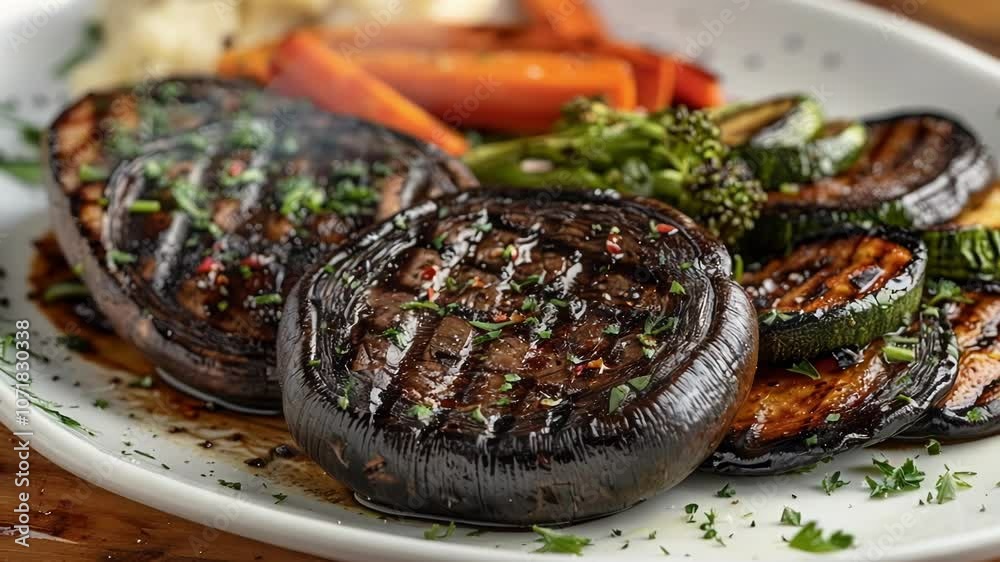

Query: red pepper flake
left=426, top=287, right=437, bottom=302
left=470, top=276, right=485, bottom=289
left=227, top=160, right=245, bottom=177
left=606, top=239, right=623, bottom=255
left=492, top=312, right=509, bottom=323
left=573, top=364, right=586, bottom=376
left=655, top=223, right=677, bottom=235
left=420, top=265, right=437, bottom=281
left=196, top=257, right=220, bottom=274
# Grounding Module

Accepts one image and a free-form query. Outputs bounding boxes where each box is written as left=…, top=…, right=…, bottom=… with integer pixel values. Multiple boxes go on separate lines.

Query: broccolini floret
left=462, top=98, right=766, bottom=245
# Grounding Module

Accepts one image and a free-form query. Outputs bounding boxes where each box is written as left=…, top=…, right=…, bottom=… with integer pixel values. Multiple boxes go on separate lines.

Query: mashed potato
left=70, top=0, right=507, bottom=94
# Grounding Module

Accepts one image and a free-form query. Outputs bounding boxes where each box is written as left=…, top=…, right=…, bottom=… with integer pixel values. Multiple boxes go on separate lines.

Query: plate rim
left=2, top=0, right=1000, bottom=560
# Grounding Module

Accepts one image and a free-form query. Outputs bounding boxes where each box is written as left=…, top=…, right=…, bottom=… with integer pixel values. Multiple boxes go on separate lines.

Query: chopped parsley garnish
left=472, top=329, right=503, bottom=346
left=715, top=483, right=736, bottom=498
left=469, top=406, right=487, bottom=425
left=669, top=281, right=686, bottom=295
left=866, top=457, right=924, bottom=498
left=423, top=521, right=456, bottom=541
left=382, top=327, right=411, bottom=349
left=926, top=279, right=973, bottom=306
left=787, top=522, right=854, bottom=552
left=532, top=525, right=592, bottom=555
left=628, top=375, right=652, bottom=391
left=825, top=413, right=841, bottom=423
left=129, top=375, right=154, bottom=389
left=469, top=319, right=515, bottom=331
left=407, top=404, right=434, bottom=424
left=698, top=509, right=719, bottom=540
left=761, top=310, right=795, bottom=325
left=821, top=471, right=849, bottom=495
left=804, top=435, right=819, bottom=447
left=684, top=503, right=698, bottom=522
left=511, top=274, right=541, bottom=293
left=934, top=467, right=974, bottom=504
left=93, top=398, right=109, bottom=409
left=133, top=450, right=156, bottom=460
left=966, top=407, right=987, bottom=422
left=400, top=301, right=442, bottom=314
left=78, top=163, right=109, bottom=182
left=780, top=507, right=801, bottom=526
left=272, top=493, right=288, bottom=504
left=472, top=220, right=493, bottom=233
left=42, top=281, right=90, bottom=303
left=536, top=329, right=552, bottom=340
left=608, top=384, right=631, bottom=414
left=108, top=249, right=137, bottom=265
left=277, top=176, right=325, bottom=217
left=521, top=297, right=538, bottom=312
left=547, top=298, right=569, bottom=308
left=787, top=360, right=820, bottom=380
left=128, top=199, right=161, bottom=214
left=644, top=314, right=677, bottom=336
left=603, top=324, right=621, bottom=335
left=218, top=480, right=242, bottom=491
left=882, top=345, right=916, bottom=363
left=431, top=233, right=448, bottom=250
left=253, top=293, right=282, bottom=306
left=495, top=397, right=512, bottom=407
left=926, top=438, right=942, bottom=456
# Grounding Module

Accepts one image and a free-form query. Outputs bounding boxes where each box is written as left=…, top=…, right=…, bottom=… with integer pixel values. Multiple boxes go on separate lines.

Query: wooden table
left=2, top=1, right=998, bottom=561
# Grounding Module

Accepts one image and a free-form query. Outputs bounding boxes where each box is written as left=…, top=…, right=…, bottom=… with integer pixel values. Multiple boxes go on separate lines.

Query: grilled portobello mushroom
left=707, top=310, right=958, bottom=475
left=744, top=229, right=926, bottom=363
left=903, top=282, right=1000, bottom=439
left=45, top=78, right=476, bottom=412
left=749, top=111, right=995, bottom=256
left=278, top=188, right=758, bottom=525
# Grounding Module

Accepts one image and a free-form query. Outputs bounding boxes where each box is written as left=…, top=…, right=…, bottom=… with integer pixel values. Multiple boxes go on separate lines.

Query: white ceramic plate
left=1, top=1, right=999, bottom=560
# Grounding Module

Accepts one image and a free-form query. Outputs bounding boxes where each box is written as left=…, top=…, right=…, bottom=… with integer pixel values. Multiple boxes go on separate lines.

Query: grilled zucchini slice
left=744, top=229, right=926, bottom=363
left=715, top=95, right=824, bottom=147
left=923, top=225, right=1000, bottom=282
left=707, top=310, right=958, bottom=475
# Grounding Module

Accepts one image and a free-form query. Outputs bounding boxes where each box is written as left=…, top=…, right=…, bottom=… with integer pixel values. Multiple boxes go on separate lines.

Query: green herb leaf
left=716, top=483, right=736, bottom=498
left=787, top=360, right=821, bottom=380
left=532, top=525, right=592, bottom=555
left=129, top=199, right=162, bottom=214
left=669, top=281, right=686, bottom=295
left=925, top=438, right=942, bottom=456
left=603, top=323, right=621, bottom=335
left=272, top=493, right=288, bottom=504
left=866, top=457, right=925, bottom=498
left=218, top=479, right=242, bottom=491
left=628, top=375, right=652, bottom=391
left=780, top=507, right=801, bottom=526
left=469, top=405, right=487, bottom=425
left=0, top=158, right=42, bottom=184
left=253, top=293, right=282, bottom=306
left=423, top=522, right=456, bottom=541
left=400, top=301, right=442, bottom=314
left=608, top=384, right=631, bottom=414
left=78, top=163, right=109, bottom=182
left=788, top=522, right=853, bottom=552
left=55, top=22, right=103, bottom=76
left=821, top=471, right=849, bottom=495
left=472, top=329, right=503, bottom=346
left=93, top=398, right=109, bottom=409
left=407, top=404, right=434, bottom=424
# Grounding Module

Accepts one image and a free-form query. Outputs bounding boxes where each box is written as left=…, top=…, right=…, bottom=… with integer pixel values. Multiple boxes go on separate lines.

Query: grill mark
left=943, top=292, right=1000, bottom=410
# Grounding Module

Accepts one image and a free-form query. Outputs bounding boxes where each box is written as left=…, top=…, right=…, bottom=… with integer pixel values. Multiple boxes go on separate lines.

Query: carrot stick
left=673, top=60, right=725, bottom=109
left=351, top=48, right=636, bottom=133
left=218, top=41, right=278, bottom=83
left=220, top=24, right=677, bottom=110
left=270, top=32, right=468, bottom=155
left=519, top=0, right=606, bottom=40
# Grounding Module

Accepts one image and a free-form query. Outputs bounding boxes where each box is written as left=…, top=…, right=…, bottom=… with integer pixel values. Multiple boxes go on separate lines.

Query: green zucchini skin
left=707, top=310, right=958, bottom=475
left=902, top=282, right=1000, bottom=440
left=736, top=121, right=868, bottom=190
left=715, top=95, right=824, bottom=148
left=744, top=111, right=995, bottom=258
left=745, top=229, right=927, bottom=364
left=923, top=226, right=1000, bottom=282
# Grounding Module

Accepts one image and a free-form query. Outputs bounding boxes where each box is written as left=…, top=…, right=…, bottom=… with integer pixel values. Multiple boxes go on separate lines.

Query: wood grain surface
left=1, top=1, right=998, bottom=561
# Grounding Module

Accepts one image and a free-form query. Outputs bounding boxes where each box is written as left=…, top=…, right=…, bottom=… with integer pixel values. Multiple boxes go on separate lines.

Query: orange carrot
left=673, top=60, right=725, bottom=109
left=351, top=48, right=636, bottom=133
left=599, top=42, right=675, bottom=110
left=270, top=32, right=468, bottom=155
left=218, top=41, right=278, bottom=83
left=519, top=0, right=606, bottom=40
